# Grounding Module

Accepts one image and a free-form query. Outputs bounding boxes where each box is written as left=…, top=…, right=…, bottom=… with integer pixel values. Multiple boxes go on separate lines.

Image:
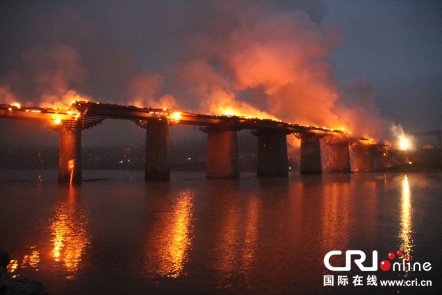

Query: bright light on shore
left=398, top=135, right=412, bottom=151
left=391, top=124, right=414, bottom=151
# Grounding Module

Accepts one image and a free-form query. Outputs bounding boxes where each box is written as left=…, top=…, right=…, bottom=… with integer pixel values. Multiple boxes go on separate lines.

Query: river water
left=0, top=170, right=440, bottom=294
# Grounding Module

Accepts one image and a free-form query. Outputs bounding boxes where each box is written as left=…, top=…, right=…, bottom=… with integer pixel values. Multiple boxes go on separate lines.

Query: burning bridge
left=0, top=102, right=390, bottom=184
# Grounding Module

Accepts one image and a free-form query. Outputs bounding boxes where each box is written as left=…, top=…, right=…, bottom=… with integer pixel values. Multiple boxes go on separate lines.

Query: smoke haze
left=1, top=0, right=437, bottom=145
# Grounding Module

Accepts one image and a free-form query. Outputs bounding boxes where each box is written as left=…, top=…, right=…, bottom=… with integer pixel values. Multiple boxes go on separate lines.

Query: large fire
left=391, top=124, right=414, bottom=151
left=3, top=97, right=84, bottom=127
left=168, top=111, right=182, bottom=123
left=398, top=135, right=412, bottom=151
left=2, top=98, right=354, bottom=136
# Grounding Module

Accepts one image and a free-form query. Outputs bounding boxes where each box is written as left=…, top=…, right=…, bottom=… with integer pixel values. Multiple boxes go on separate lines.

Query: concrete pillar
left=145, top=119, right=170, bottom=181
left=254, top=131, right=288, bottom=177
left=349, top=142, right=374, bottom=172
left=300, top=133, right=322, bottom=174
left=58, top=127, right=82, bottom=184
left=320, top=136, right=351, bottom=173
left=370, top=145, right=393, bottom=171
left=203, top=127, right=239, bottom=178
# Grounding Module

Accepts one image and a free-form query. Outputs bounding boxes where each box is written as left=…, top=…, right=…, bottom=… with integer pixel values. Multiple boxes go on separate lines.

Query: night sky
left=325, top=0, right=441, bottom=131
left=0, top=0, right=440, bottom=147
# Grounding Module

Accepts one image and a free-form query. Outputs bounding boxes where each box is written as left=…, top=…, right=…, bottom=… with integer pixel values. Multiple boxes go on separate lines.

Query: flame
left=391, top=124, right=414, bottom=151
left=169, top=111, right=182, bottom=122
left=68, top=159, right=76, bottom=185
left=53, top=115, right=62, bottom=125
left=398, top=135, right=412, bottom=151
left=213, top=102, right=351, bottom=132
left=219, top=107, right=278, bottom=120
left=39, top=90, right=89, bottom=110
left=222, top=108, right=235, bottom=117
left=214, top=104, right=280, bottom=121
left=11, top=102, right=21, bottom=108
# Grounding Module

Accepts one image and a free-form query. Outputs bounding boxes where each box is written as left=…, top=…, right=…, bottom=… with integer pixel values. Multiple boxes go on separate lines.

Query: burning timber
left=0, top=101, right=392, bottom=183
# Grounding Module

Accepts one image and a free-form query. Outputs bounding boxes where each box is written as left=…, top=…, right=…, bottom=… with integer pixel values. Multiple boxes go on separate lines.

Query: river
left=0, top=170, right=440, bottom=294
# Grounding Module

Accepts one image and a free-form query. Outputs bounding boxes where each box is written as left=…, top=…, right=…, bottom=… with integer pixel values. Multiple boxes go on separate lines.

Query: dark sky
left=325, top=0, right=441, bottom=131
left=0, top=0, right=440, bottom=147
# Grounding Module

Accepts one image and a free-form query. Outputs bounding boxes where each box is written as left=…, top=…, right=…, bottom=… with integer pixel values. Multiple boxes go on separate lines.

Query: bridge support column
left=203, top=127, right=239, bottom=178
left=349, top=142, right=374, bottom=172
left=253, top=131, right=288, bottom=177
left=58, top=127, right=82, bottom=184
left=145, top=119, right=170, bottom=181
left=300, top=133, right=322, bottom=174
left=371, top=145, right=393, bottom=171
left=320, top=136, right=351, bottom=173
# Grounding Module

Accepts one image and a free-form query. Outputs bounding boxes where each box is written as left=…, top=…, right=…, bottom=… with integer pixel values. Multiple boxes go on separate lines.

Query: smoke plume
left=0, top=0, right=392, bottom=141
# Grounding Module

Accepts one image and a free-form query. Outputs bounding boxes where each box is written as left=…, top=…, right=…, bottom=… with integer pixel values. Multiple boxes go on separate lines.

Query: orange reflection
left=213, top=197, right=239, bottom=277
left=7, top=259, right=19, bottom=278
left=400, top=175, right=413, bottom=259
left=7, top=247, right=40, bottom=278
left=50, top=187, right=90, bottom=279
left=321, top=182, right=351, bottom=252
left=145, top=190, right=194, bottom=278
left=68, top=159, right=76, bottom=185
left=21, top=247, right=40, bottom=270
left=240, top=196, right=260, bottom=274
left=211, top=194, right=261, bottom=288
left=361, top=181, right=378, bottom=242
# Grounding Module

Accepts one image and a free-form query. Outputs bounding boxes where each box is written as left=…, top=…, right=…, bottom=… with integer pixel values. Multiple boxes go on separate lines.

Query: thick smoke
left=174, top=2, right=388, bottom=140
left=336, top=80, right=388, bottom=139
left=23, top=43, right=90, bottom=108
left=0, top=85, right=16, bottom=104
left=0, top=0, right=390, bottom=141
left=128, top=72, right=177, bottom=109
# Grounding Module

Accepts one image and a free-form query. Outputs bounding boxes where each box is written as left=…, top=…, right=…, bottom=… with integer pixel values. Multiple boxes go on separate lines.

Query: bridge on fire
left=0, top=101, right=391, bottom=183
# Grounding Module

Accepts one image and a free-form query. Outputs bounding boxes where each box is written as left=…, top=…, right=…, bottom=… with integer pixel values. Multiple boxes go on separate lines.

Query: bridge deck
left=0, top=101, right=345, bottom=136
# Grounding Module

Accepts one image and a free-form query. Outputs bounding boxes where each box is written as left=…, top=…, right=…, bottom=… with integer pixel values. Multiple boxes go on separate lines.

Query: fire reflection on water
left=21, top=248, right=40, bottom=269
left=400, top=175, right=413, bottom=259
left=240, top=196, right=260, bottom=275
left=321, top=182, right=350, bottom=252
left=145, top=190, right=194, bottom=278
left=50, top=186, right=90, bottom=279
left=210, top=194, right=261, bottom=289
left=7, top=247, right=40, bottom=278
left=214, top=197, right=239, bottom=277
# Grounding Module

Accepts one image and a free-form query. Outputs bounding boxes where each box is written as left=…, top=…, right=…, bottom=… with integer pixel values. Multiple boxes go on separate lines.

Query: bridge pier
left=349, top=142, right=374, bottom=172
left=253, top=131, right=288, bottom=177
left=58, top=127, right=82, bottom=184
left=145, top=119, right=170, bottom=181
left=320, top=136, right=351, bottom=173
left=203, top=126, right=239, bottom=178
left=300, top=133, right=322, bottom=174
left=371, top=145, right=393, bottom=171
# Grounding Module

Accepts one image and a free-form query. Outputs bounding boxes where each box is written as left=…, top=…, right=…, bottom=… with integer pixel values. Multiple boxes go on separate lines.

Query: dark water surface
left=0, top=170, right=441, bottom=294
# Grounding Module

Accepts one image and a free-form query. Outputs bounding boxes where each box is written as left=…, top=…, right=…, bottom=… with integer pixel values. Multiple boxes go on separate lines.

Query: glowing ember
left=11, top=102, right=21, bottom=108
left=222, top=108, right=235, bottom=116
left=169, top=111, right=182, bottom=122
left=54, top=115, right=62, bottom=125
